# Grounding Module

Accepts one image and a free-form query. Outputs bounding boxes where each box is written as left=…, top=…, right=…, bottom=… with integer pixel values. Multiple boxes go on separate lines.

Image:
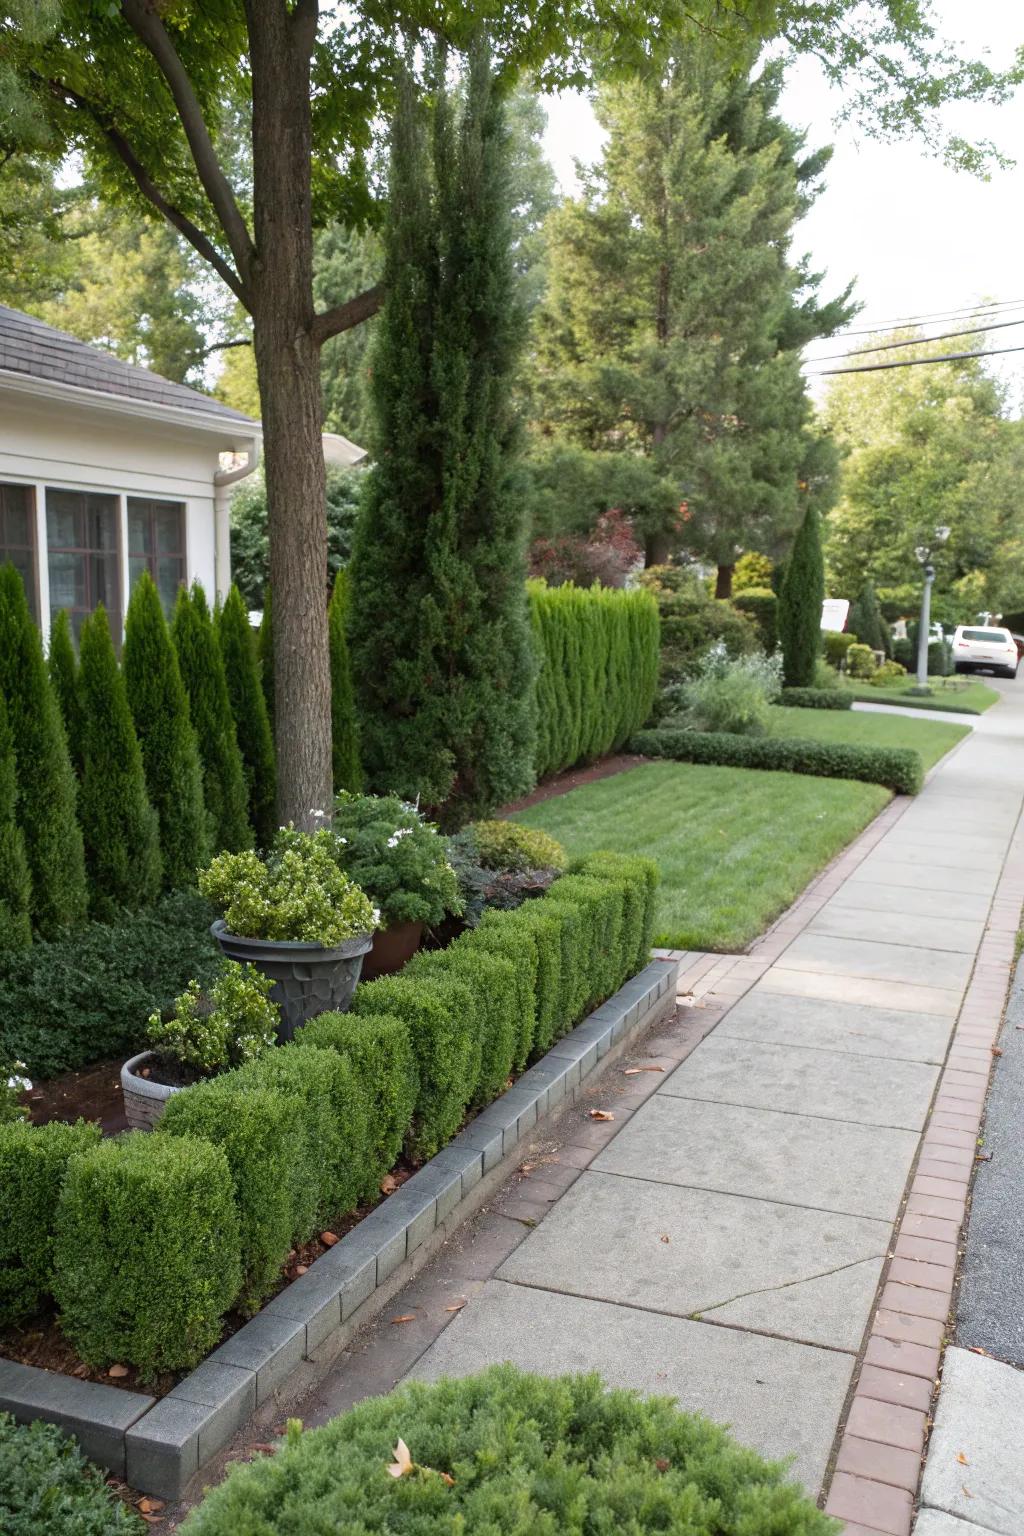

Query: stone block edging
left=0, top=956, right=679, bottom=1499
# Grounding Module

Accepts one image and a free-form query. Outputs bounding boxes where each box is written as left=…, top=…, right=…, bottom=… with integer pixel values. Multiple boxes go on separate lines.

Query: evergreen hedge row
left=632, top=727, right=922, bottom=795
left=13, top=854, right=658, bottom=1373
left=530, top=581, right=660, bottom=780
left=779, top=687, right=853, bottom=710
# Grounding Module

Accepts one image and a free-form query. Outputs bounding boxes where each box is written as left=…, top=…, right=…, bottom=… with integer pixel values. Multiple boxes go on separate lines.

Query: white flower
left=7, top=1074, right=31, bottom=1092
left=310, top=808, right=326, bottom=821
left=371, top=908, right=381, bottom=926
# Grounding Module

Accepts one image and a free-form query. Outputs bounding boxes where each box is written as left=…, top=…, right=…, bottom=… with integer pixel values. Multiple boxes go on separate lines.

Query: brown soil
left=25, top=1058, right=129, bottom=1135
left=498, top=753, right=648, bottom=815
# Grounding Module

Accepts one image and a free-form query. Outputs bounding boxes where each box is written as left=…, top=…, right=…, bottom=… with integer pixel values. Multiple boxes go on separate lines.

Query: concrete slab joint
left=0, top=955, right=678, bottom=1500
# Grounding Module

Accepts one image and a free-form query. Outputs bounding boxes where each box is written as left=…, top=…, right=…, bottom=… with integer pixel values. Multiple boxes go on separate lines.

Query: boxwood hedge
left=780, top=688, right=853, bottom=711
left=632, top=727, right=922, bottom=795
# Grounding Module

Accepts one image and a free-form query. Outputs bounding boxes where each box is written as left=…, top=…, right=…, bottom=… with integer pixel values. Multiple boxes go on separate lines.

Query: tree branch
left=45, top=77, right=249, bottom=307
left=120, top=0, right=255, bottom=284
left=201, top=337, right=252, bottom=358
left=311, top=284, right=384, bottom=345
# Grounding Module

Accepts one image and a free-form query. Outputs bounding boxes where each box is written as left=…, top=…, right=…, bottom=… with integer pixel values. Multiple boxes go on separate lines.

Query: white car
left=952, top=625, right=1019, bottom=678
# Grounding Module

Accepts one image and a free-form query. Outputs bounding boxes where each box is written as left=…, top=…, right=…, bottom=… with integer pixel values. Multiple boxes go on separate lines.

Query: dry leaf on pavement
left=623, top=1067, right=664, bottom=1076
left=588, top=1109, right=615, bottom=1121
left=391, top=1314, right=416, bottom=1325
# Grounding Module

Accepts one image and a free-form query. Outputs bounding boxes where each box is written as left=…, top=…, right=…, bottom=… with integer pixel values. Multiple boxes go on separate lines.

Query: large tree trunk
left=644, top=530, right=672, bottom=566
left=715, top=563, right=735, bottom=599
left=248, top=4, right=332, bottom=828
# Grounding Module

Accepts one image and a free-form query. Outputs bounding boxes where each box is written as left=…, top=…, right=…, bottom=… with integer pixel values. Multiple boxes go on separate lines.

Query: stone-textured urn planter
left=121, top=1051, right=182, bottom=1132
left=361, top=919, right=424, bottom=981
left=211, top=921, right=374, bottom=1041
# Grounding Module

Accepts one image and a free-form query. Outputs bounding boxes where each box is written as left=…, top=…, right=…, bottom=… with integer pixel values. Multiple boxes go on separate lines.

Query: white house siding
left=0, top=383, right=253, bottom=637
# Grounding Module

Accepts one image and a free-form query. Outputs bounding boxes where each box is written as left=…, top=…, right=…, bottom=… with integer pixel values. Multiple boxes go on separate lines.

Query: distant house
left=0, top=304, right=260, bottom=641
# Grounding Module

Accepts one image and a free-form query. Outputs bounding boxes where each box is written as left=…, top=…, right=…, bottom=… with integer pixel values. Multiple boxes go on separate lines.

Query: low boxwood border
left=631, top=727, right=923, bottom=795
left=779, top=688, right=853, bottom=711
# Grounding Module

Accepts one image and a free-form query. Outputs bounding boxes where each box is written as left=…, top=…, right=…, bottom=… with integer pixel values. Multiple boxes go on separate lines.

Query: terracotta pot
left=211, top=921, right=374, bottom=1041
left=121, top=1050, right=182, bottom=1132
left=361, top=919, right=425, bottom=980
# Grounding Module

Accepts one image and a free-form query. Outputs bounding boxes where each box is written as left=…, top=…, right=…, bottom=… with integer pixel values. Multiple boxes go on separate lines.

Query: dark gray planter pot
left=211, top=921, right=374, bottom=1041
left=121, top=1051, right=182, bottom=1132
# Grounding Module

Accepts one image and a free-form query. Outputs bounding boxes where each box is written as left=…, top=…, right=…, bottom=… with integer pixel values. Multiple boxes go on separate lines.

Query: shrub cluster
left=469, top=820, right=567, bottom=873
left=664, top=646, right=782, bottom=737
left=780, top=687, right=853, bottom=710
left=638, top=566, right=759, bottom=689
left=0, top=1118, right=100, bottom=1326
left=845, top=642, right=876, bottom=679
left=330, top=794, right=462, bottom=928
left=632, top=727, right=923, bottom=795
left=731, top=586, right=777, bottom=650
left=0, top=1413, right=143, bottom=1535
left=179, top=1365, right=835, bottom=1536
left=530, top=581, right=660, bottom=779
left=822, top=630, right=857, bottom=667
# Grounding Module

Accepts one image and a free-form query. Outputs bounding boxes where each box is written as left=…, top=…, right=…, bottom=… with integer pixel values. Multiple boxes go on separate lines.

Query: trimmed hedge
left=462, top=914, right=540, bottom=1070
left=179, top=1364, right=835, bottom=1536
left=53, top=1133, right=241, bottom=1378
left=0, top=1413, right=143, bottom=1535
left=0, top=1119, right=101, bottom=1327
left=405, top=945, right=521, bottom=1106
left=530, top=581, right=659, bottom=779
left=780, top=687, right=853, bottom=710
left=632, top=727, right=922, bottom=795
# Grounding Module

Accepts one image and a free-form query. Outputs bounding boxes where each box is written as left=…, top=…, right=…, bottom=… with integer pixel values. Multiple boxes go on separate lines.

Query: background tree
left=0, top=690, right=32, bottom=951
left=257, top=592, right=275, bottom=740
left=215, top=586, right=277, bottom=849
left=48, top=607, right=83, bottom=778
left=778, top=504, right=825, bottom=687
left=77, top=606, right=162, bottom=919
left=123, top=572, right=210, bottom=889
left=328, top=571, right=361, bottom=795
left=847, top=580, right=887, bottom=652
left=4, top=1, right=1011, bottom=823
left=173, top=585, right=252, bottom=852
left=229, top=465, right=364, bottom=610
left=349, top=47, right=536, bottom=823
left=0, top=567, right=86, bottom=937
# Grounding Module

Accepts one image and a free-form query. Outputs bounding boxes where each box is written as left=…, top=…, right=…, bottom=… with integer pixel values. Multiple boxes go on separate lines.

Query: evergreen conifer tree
left=215, top=585, right=277, bottom=849
left=0, top=688, right=32, bottom=950
left=0, top=567, right=87, bottom=936
left=172, top=583, right=253, bottom=851
left=349, top=44, right=536, bottom=823
left=779, top=504, right=825, bottom=687
left=328, top=570, right=361, bottom=795
left=123, top=571, right=210, bottom=889
left=257, top=588, right=275, bottom=739
left=77, top=605, right=162, bottom=918
left=847, top=581, right=886, bottom=653
left=48, top=607, right=83, bottom=778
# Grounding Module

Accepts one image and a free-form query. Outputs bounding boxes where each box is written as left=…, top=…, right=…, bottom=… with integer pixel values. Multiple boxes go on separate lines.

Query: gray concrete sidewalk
left=291, top=681, right=1024, bottom=1534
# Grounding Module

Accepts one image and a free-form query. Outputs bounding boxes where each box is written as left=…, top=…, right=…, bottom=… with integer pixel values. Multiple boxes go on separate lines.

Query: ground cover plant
left=513, top=760, right=889, bottom=950
left=634, top=728, right=922, bottom=794
left=179, top=1364, right=835, bottom=1536
left=0, top=1413, right=142, bottom=1534
left=765, top=704, right=968, bottom=772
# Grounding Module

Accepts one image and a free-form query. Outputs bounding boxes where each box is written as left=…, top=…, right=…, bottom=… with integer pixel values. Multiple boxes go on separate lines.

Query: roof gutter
left=213, top=439, right=260, bottom=603
left=0, top=367, right=261, bottom=442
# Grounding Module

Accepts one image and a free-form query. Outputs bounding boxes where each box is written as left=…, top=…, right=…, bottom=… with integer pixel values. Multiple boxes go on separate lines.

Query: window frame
left=44, top=485, right=124, bottom=641
left=0, top=480, right=40, bottom=622
left=126, top=495, right=188, bottom=616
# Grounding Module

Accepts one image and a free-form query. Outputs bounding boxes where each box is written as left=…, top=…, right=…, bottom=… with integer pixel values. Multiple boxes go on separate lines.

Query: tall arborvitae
left=0, top=689, right=32, bottom=950
left=848, top=581, right=886, bottom=653
left=77, top=605, right=162, bottom=919
left=328, top=570, right=361, bottom=795
left=172, top=583, right=253, bottom=852
left=48, top=608, right=83, bottom=778
left=779, top=504, right=825, bottom=687
left=349, top=43, right=536, bottom=826
left=123, top=572, right=210, bottom=889
left=0, top=566, right=87, bottom=936
left=257, top=588, right=274, bottom=739
left=215, top=585, right=277, bottom=849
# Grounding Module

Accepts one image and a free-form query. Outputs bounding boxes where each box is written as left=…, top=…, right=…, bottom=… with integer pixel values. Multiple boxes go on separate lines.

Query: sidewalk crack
left=693, top=1255, right=886, bottom=1319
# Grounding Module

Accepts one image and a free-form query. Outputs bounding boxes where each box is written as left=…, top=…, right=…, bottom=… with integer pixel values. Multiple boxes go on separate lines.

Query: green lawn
left=844, top=678, right=1000, bottom=716
left=766, top=704, right=970, bottom=771
left=512, top=760, right=891, bottom=952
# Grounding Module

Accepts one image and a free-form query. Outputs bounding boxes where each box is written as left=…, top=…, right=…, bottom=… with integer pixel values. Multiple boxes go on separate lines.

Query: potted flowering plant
left=1, top=1058, right=32, bottom=1124
left=329, top=793, right=463, bottom=977
left=199, top=826, right=378, bottom=1038
left=121, top=961, right=279, bottom=1130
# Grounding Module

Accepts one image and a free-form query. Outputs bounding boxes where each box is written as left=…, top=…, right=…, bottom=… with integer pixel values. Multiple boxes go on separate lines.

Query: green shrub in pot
left=199, top=827, right=378, bottom=946
left=146, top=961, right=279, bottom=1078
left=329, top=793, right=462, bottom=928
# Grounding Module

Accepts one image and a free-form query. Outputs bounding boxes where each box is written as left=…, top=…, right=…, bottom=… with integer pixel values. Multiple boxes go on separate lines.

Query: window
left=0, top=482, right=37, bottom=622
left=127, top=497, right=186, bottom=617
left=46, top=489, right=120, bottom=642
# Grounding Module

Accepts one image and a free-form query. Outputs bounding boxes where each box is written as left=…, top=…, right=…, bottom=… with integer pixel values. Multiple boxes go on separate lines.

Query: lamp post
left=913, top=526, right=951, bottom=693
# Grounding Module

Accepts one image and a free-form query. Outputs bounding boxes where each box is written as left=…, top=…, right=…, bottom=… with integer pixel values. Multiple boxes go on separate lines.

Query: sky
left=540, top=0, right=1024, bottom=409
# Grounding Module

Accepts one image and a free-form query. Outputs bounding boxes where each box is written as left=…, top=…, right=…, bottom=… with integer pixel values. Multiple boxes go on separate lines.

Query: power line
left=834, top=296, right=1024, bottom=339
left=807, top=342, right=1024, bottom=376
left=806, top=314, right=1024, bottom=365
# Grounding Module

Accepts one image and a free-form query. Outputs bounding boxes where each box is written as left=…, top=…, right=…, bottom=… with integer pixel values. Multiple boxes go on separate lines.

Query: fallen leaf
left=991, top=1047, right=1003, bottom=1056
left=445, top=1301, right=467, bottom=1313
left=137, top=1498, right=165, bottom=1513
left=272, top=1423, right=289, bottom=1436
left=294, top=1264, right=308, bottom=1276
left=655, top=1458, right=671, bottom=1473
left=968, top=1346, right=990, bottom=1356
left=388, top=1438, right=414, bottom=1479
left=253, top=1443, right=276, bottom=1455
left=107, top=1364, right=129, bottom=1379
left=380, top=1174, right=398, bottom=1195
left=588, top=1109, right=615, bottom=1121
left=962, top=1486, right=973, bottom=1499
left=72, top=1363, right=89, bottom=1378
left=391, top=1314, right=417, bottom=1325
left=659, top=1234, right=671, bottom=1245
left=976, top=1152, right=993, bottom=1162
left=956, top=1452, right=969, bottom=1466
left=320, top=1231, right=339, bottom=1246
left=624, top=1066, right=665, bottom=1076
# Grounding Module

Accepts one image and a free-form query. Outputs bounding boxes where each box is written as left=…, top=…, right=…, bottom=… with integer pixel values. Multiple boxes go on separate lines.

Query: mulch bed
left=25, top=1057, right=130, bottom=1135
left=498, top=753, right=648, bottom=815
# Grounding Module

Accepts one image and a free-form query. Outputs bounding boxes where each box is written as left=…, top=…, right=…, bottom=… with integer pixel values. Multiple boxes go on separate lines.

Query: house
left=0, top=303, right=260, bottom=640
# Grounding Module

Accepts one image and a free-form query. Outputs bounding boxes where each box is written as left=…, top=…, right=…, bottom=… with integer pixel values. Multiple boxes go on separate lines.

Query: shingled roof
left=0, top=304, right=258, bottom=428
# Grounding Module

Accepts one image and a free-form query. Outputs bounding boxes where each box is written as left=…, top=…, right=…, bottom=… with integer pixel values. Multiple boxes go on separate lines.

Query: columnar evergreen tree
left=350, top=45, right=536, bottom=824
left=328, top=571, right=361, bottom=795
left=847, top=581, right=886, bottom=652
left=172, top=584, right=253, bottom=851
left=77, top=605, right=162, bottom=919
left=779, top=504, right=825, bottom=687
left=123, top=572, right=210, bottom=889
left=0, top=689, right=32, bottom=951
left=48, top=607, right=83, bottom=778
left=0, top=565, right=87, bottom=936
left=215, top=585, right=277, bottom=849
left=257, top=590, right=274, bottom=740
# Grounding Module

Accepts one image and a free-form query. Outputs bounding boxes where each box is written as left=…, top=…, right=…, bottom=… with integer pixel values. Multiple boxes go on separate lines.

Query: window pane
left=155, top=504, right=184, bottom=555
left=91, top=551, right=119, bottom=616
left=156, top=556, right=185, bottom=616
left=47, top=502, right=79, bottom=549
left=0, top=484, right=35, bottom=621
left=129, top=554, right=149, bottom=595
left=45, top=489, right=120, bottom=634
left=49, top=552, right=86, bottom=611
left=128, top=509, right=150, bottom=556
